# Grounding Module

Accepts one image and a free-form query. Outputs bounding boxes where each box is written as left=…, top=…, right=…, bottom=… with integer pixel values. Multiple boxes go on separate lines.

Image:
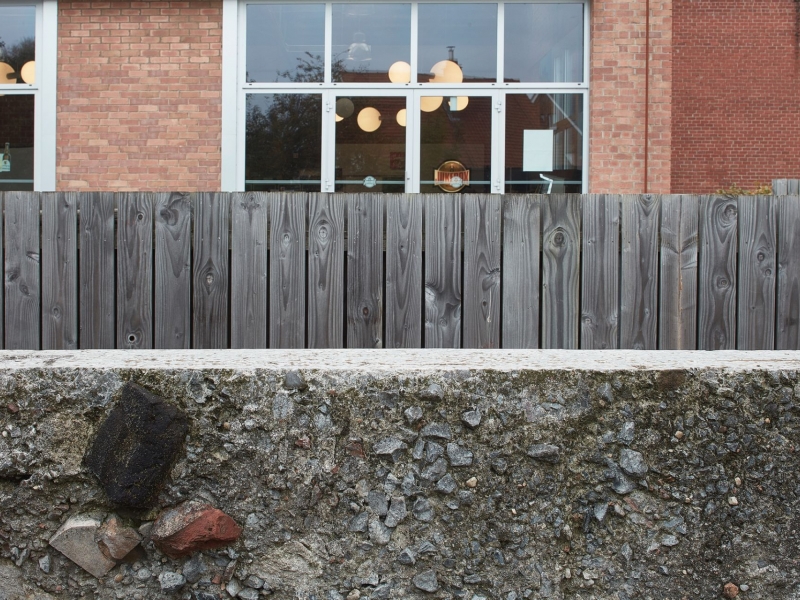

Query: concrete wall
left=2, top=350, right=800, bottom=600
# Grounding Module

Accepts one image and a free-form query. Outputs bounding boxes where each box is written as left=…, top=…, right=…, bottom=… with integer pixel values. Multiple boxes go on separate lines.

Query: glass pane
left=335, top=96, right=406, bottom=192
left=420, top=95, right=491, bottom=193
left=418, top=4, right=497, bottom=84
left=505, top=93, right=583, bottom=193
left=245, top=94, right=322, bottom=192
left=0, top=95, right=34, bottom=191
left=0, top=6, right=37, bottom=86
left=246, top=4, right=325, bottom=83
left=333, top=4, right=411, bottom=84
left=505, top=4, right=584, bottom=83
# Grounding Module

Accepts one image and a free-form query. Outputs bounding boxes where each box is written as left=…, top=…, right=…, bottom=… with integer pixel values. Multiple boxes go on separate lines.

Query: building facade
left=0, top=0, right=797, bottom=194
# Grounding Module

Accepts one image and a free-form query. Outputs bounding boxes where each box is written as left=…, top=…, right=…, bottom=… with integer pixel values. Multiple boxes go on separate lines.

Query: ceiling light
left=388, top=61, right=411, bottom=84
left=450, top=96, right=469, bottom=111
left=396, top=108, right=407, bottom=127
left=430, top=60, right=463, bottom=84
left=357, top=107, right=381, bottom=132
left=19, top=61, right=35, bottom=85
left=420, top=96, right=443, bottom=112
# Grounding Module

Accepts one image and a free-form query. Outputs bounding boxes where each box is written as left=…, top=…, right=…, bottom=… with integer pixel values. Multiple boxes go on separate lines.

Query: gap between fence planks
left=2, top=192, right=800, bottom=351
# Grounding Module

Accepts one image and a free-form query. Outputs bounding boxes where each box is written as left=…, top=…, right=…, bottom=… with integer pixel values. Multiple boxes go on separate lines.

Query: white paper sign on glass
left=522, top=130, right=554, bottom=172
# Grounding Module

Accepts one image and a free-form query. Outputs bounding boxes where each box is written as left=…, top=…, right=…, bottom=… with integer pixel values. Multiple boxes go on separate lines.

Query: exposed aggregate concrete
left=1, top=350, right=800, bottom=599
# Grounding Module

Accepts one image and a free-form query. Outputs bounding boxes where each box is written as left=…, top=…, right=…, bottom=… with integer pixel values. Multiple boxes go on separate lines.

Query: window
left=224, top=1, right=588, bottom=193
left=0, top=0, right=56, bottom=192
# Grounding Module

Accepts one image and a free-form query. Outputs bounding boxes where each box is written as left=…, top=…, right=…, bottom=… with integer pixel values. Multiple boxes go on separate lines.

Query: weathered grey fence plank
left=386, top=194, right=422, bottom=349
left=347, top=194, right=384, bottom=348
left=308, top=194, right=345, bottom=349
left=230, top=192, right=268, bottom=349
left=117, top=193, right=153, bottom=349
left=154, top=192, right=192, bottom=349
left=737, top=195, right=776, bottom=350
left=462, top=195, right=501, bottom=349
left=270, top=192, right=306, bottom=349
left=659, top=195, right=699, bottom=349
left=698, top=195, right=738, bottom=350
left=193, top=192, right=230, bottom=349
left=0, top=194, right=3, bottom=348
left=502, top=195, right=541, bottom=349
left=773, top=180, right=800, bottom=195
left=620, top=194, right=661, bottom=349
left=541, top=194, right=580, bottom=349
left=79, top=193, right=115, bottom=349
left=777, top=195, right=800, bottom=350
left=580, top=194, right=619, bottom=349
left=41, top=193, right=78, bottom=350
left=425, top=194, right=462, bottom=348
left=4, top=192, right=40, bottom=349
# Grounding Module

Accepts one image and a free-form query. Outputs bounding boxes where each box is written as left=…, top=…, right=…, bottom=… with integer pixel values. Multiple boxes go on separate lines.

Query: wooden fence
left=2, top=191, right=800, bottom=351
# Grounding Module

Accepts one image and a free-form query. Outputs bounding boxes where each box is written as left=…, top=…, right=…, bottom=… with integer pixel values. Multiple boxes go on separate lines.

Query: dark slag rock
left=85, top=382, right=189, bottom=509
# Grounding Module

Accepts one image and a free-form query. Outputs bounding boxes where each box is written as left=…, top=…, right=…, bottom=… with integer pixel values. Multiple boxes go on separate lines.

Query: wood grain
left=79, top=193, right=116, bottom=349
left=385, top=194, right=422, bottom=349
left=270, top=192, right=306, bottom=349
left=347, top=194, right=384, bottom=348
left=308, top=194, right=345, bottom=349
left=698, top=195, right=738, bottom=350
left=41, top=193, right=78, bottom=350
left=659, top=195, right=699, bottom=349
left=425, top=194, right=462, bottom=348
left=541, top=194, right=580, bottom=349
left=193, top=192, right=230, bottom=349
left=231, top=192, right=268, bottom=349
left=463, top=194, right=501, bottom=349
left=620, top=194, right=660, bottom=350
left=777, top=195, right=800, bottom=349
left=117, top=192, right=153, bottom=349
left=4, top=192, right=40, bottom=349
left=154, top=192, right=192, bottom=349
left=502, top=195, right=541, bottom=349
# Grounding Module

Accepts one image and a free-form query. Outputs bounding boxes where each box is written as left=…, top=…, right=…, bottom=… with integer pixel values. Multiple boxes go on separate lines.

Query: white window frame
left=222, top=0, right=589, bottom=193
left=0, top=0, right=57, bottom=191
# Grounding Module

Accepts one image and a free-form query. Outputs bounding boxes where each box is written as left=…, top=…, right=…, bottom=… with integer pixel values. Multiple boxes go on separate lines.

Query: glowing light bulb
left=430, top=60, right=463, bottom=84
left=388, top=61, right=411, bottom=84
left=357, top=107, right=381, bottom=132
left=19, top=61, right=35, bottom=85
left=396, top=108, right=407, bottom=127
left=420, top=96, right=443, bottom=113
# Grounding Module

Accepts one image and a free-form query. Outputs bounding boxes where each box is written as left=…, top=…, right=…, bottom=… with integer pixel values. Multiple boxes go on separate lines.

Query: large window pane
left=245, top=94, right=322, bottom=192
left=505, top=93, right=583, bottom=193
left=0, top=6, right=36, bottom=86
left=420, top=95, right=491, bottom=193
left=246, top=4, right=325, bottom=83
left=418, top=4, right=497, bottom=84
left=333, top=4, right=411, bottom=84
left=505, top=4, right=584, bottom=83
left=0, top=95, right=34, bottom=192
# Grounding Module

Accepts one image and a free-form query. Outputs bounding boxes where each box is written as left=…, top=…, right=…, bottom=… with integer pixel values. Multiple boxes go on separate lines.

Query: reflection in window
left=333, top=4, right=412, bottom=84
left=418, top=4, right=497, bottom=83
left=0, top=95, right=35, bottom=192
left=505, top=93, right=583, bottom=193
left=246, top=4, right=325, bottom=83
left=0, top=6, right=36, bottom=86
left=245, top=94, right=322, bottom=192
left=505, top=3, right=583, bottom=83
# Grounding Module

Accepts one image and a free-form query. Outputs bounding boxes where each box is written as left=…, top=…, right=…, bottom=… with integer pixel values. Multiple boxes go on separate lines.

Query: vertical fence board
left=777, top=195, right=800, bottom=349
left=0, top=194, right=3, bottom=348
left=698, top=195, right=738, bottom=350
left=463, top=194, right=501, bottom=349
left=230, top=192, right=268, bottom=349
left=270, top=192, right=306, bottom=349
left=308, top=194, right=345, bottom=349
left=659, top=195, right=699, bottom=349
left=4, top=192, right=40, bottom=349
left=347, top=194, right=384, bottom=348
left=117, top=193, right=153, bottom=349
left=41, top=193, right=78, bottom=350
left=425, top=194, right=462, bottom=348
left=541, top=194, right=580, bottom=349
left=774, top=180, right=788, bottom=195
left=620, top=194, right=661, bottom=349
left=581, top=194, right=619, bottom=349
left=386, top=194, right=422, bottom=349
left=502, top=195, right=541, bottom=349
left=737, top=195, right=776, bottom=350
left=154, top=192, right=192, bottom=349
left=193, top=192, right=230, bottom=349
left=79, top=193, right=115, bottom=349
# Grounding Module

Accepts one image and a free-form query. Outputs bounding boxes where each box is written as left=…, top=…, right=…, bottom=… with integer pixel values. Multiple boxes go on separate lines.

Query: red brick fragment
left=151, top=501, right=242, bottom=558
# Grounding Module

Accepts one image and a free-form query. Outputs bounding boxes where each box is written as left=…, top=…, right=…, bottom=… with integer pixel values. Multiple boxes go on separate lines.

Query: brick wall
left=672, top=0, right=800, bottom=193
left=57, top=1, right=222, bottom=191
left=589, top=0, right=673, bottom=194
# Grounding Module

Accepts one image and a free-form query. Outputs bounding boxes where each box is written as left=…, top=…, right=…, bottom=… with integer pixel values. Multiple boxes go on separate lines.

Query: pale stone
left=49, top=515, right=116, bottom=578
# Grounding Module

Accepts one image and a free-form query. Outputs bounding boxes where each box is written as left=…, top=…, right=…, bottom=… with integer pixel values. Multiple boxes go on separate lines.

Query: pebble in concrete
left=96, top=516, right=142, bottom=560
left=461, top=409, right=482, bottom=428
left=413, top=569, right=439, bottom=592
left=619, top=449, right=648, bottom=476
left=384, top=497, right=407, bottom=528
left=283, top=370, right=308, bottom=391
left=526, top=443, right=561, bottom=463
left=151, top=500, right=242, bottom=558
left=49, top=515, right=117, bottom=578
left=158, top=571, right=186, bottom=593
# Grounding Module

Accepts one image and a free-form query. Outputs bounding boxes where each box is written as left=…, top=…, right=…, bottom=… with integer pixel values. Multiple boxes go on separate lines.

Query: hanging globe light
left=429, top=60, right=463, bottom=84
left=0, top=62, right=16, bottom=85
left=357, top=107, right=382, bottom=132
left=420, top=96, right=443, bottom=112
left=396, top=108, right=407, bottom=127
left=335, top=98, right=355, bottom=119
left=450, top=96, right=469, bottom=111
left=19, top=61, right=35, bottom=85
left=388, top=61, right=411, bottom=84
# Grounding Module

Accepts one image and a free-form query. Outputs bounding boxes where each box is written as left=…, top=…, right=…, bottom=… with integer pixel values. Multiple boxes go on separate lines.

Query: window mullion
left=496, top=1, right=504, bottom=84
left=324, top=2, right=333, bottom=84
left=410, top=2, right=419, bottom=84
